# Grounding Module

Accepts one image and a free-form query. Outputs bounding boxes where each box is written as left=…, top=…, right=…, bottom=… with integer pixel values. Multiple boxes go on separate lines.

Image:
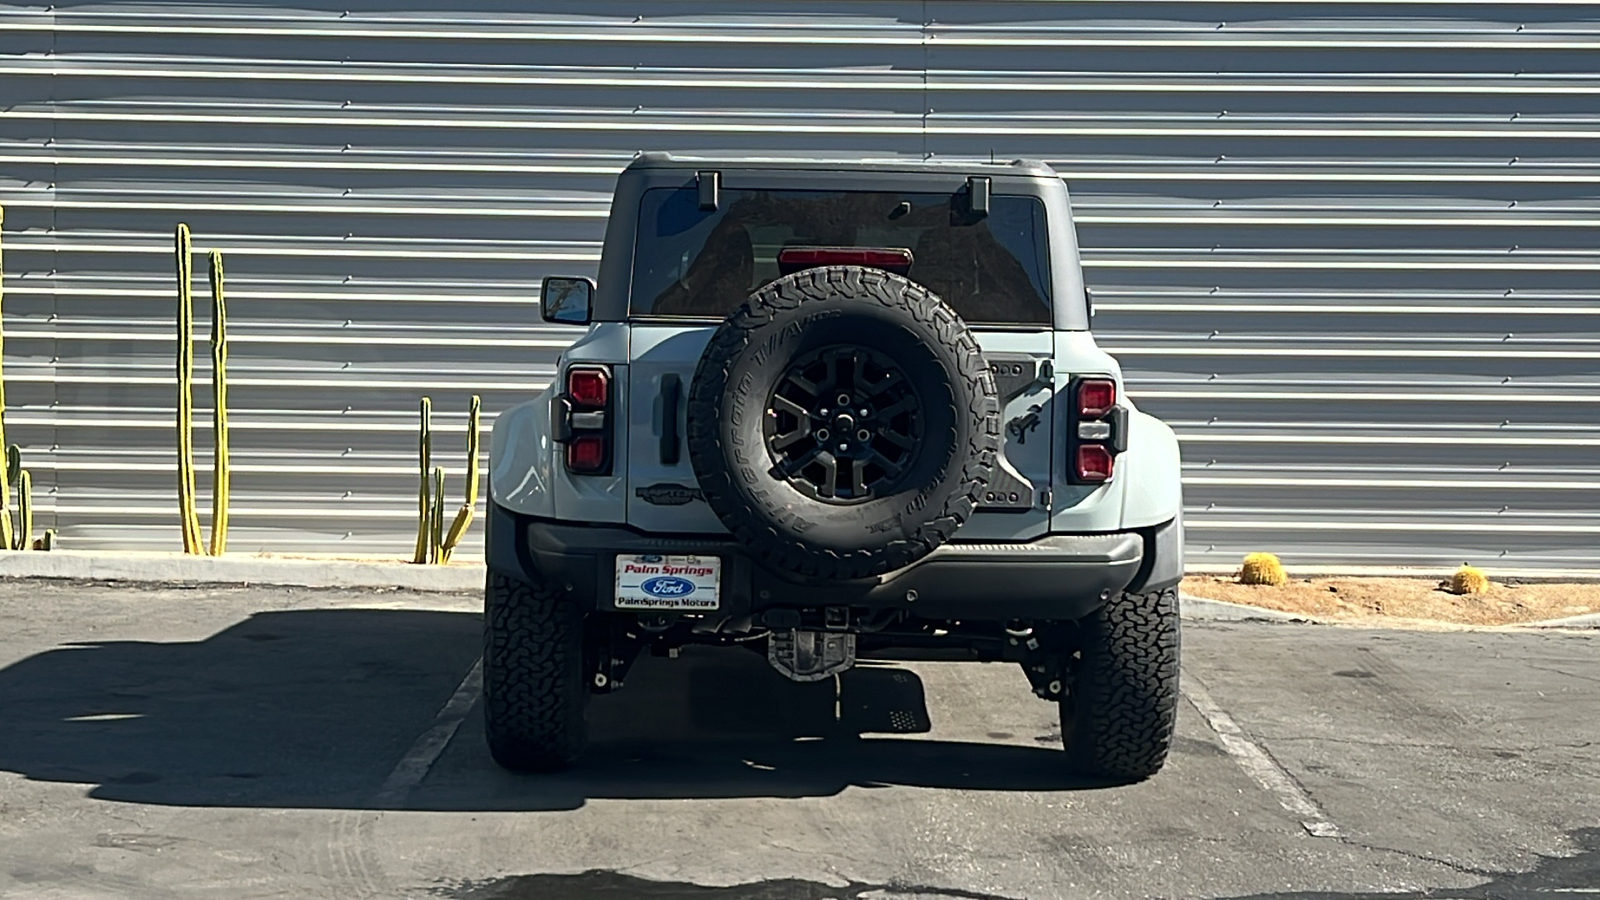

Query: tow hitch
left=768, top=630, right=857, bottom=682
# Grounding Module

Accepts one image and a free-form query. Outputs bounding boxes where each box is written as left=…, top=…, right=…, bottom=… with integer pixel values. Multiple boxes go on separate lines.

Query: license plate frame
left=613, top=554, right=721, bottom=610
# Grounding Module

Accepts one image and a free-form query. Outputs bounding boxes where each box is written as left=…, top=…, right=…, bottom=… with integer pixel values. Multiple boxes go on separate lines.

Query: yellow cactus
left=207, top=249, right=230, bottom=556
left=412, top=397, right=432, bottom=563
left=175, top=224, right=204, bottom=554
left=1448, top=565, right=1490, bottom=595
left=430, top=465, right=446, bottom=564
left=14, top=469, right=30, bottom=551
left=0, top=206, right=12, bottom=552
left=1239, top=552, right=1288, bottom=586
left=439, top=395, right=481, bottom=563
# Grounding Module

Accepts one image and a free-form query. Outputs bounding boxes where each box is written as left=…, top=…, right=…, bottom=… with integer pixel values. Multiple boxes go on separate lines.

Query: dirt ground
left=1182, top=575, right=1600, bottom=626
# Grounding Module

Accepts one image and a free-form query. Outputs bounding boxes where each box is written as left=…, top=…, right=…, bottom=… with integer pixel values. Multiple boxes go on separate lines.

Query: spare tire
left=687, top=265, right=1001, bottom=580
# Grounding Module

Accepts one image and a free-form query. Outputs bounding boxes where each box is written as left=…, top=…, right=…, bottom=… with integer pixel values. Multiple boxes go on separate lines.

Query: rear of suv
left=485, top=153, right=1185, bottom=781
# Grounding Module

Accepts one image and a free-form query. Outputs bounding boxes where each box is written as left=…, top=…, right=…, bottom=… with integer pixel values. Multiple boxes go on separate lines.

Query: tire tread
left=1063, top=587, right=1180, bottom=781
left=482, top=571, right=587, bottom=772
left=687, top=266, right=1000, bottom=580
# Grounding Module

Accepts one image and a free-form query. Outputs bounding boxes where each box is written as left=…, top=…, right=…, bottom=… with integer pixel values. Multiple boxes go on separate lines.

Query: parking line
left=372, top=657, right=483, bottom=809
left=1183, top=673, right=1342, bottom=839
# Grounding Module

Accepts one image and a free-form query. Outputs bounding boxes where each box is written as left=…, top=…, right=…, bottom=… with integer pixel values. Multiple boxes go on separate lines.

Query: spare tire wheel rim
left=763, top=344, right=921, bottom=503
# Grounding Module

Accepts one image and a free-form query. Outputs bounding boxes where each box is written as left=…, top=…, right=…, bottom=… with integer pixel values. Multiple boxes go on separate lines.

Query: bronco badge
left=635, top=483, right=704, bottom=506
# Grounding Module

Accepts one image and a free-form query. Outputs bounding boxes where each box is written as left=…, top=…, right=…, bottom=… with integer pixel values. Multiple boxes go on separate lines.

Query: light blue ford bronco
left=484, top=153, right=1184, bottom=781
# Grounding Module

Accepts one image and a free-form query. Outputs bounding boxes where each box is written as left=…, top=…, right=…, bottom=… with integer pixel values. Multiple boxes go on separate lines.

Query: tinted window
left=630, top=188, right=1051, bottom=324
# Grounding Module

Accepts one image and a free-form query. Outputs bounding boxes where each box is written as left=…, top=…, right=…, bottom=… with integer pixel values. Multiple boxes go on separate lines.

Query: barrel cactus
left=1239, top=552, right=1288, bottom=586
left=1448, top=565, right=1490, bottom=596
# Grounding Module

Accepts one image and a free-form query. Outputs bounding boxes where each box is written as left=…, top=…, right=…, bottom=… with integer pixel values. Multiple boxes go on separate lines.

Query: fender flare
left=1117, top=408, right=1185, bottom=593
left=1118, top=408, right=1183, bottom=530
left=488, top=396, right=557, bottom=520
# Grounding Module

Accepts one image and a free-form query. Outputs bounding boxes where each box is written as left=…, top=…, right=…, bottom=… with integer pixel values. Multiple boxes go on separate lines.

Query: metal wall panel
left=1, top=2, right=1596, bottom=572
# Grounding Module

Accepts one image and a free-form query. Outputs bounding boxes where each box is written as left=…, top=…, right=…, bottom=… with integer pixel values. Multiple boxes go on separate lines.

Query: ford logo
left=640, top=576, right=695, bottom=598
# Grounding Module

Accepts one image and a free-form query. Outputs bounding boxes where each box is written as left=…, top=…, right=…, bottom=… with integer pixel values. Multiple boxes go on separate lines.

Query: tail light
left=1069, top=376, right=1125, bottom=485
left=1076, top=379, right=1116, bottom=419
left=566, top=367, right=609, bottom=409
left=1075, top=444, right=1114, bottom=482
left=777, top=246, right=914, bottom=276
left=554, top=364, right=613, bottom=475
left=567, top=434, right=607, bottom=472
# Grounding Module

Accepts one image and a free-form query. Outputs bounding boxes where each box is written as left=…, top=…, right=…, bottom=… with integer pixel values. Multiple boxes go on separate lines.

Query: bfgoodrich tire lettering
left=1062, top=588, right=1180, bottom=781
left=687, top=265, right=1001, bottom=580
left=482, top=571, right=588, bottom=771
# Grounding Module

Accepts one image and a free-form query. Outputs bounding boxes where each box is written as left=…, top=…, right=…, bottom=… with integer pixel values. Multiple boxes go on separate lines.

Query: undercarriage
left=586, top=609, right=1077, bottom=702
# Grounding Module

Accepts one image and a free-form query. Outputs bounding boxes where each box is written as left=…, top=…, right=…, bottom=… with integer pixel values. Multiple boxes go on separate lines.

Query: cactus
left=1448, top=564, right=1490, bottom=595
left=439, top=395, right=481, bottom=563
left=41, top=528, right=54, bottom=551
left=14, top=469, right=29, bottom=551
left=430, top=465, right=446, bottom=564
left=207, top=249, right=230, bottom=556
left=0, top=206, right=11, bottom=552
left=1238, top=552, right=1288, bottom=586
left=412, top=397, right=432, bottom=563
left=5, top=445, right=22, bottom=550
left=412, top=396, right=485, bottom=565
left=175, top=224, right=203, bottom=554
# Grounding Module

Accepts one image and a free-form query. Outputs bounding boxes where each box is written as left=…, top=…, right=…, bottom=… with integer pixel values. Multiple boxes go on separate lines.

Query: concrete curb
left=0, top=550, right=483, bottom=592
left=1180, top=593, right=1317, bottom=624
left=1513, top=611, right=1600, bottom=630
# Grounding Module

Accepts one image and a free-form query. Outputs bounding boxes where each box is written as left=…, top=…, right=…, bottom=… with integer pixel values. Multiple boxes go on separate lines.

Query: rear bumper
left=488, top=502, right=1176, bottom=623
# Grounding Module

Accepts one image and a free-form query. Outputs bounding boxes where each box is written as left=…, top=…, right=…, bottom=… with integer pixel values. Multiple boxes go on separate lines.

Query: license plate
left=614, top=554, right=721, bottom=610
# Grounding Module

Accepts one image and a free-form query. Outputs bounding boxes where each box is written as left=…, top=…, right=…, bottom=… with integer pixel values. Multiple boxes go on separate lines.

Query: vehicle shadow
left=0, top=608, right=1105, bottom=811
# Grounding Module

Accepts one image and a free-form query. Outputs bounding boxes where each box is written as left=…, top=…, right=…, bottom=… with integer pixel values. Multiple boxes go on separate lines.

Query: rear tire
left=1062, top=587, right=1180, bottom=781
left=482, top=571, right=588, bottom=772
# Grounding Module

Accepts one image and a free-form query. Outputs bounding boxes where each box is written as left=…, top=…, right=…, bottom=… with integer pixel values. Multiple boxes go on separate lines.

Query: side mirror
left=541, top=276, right=595, bottom=325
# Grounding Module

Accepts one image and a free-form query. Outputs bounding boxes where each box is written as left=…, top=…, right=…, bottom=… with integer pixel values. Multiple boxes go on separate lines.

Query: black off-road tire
left=1062, top=587, right=1180, bottom=781
left=482, top=571, right=588, bottom=772
left=687, top=265, right=1001, bottom=580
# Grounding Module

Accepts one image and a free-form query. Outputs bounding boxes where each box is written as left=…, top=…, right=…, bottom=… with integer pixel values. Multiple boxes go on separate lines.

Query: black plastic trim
left=697, top=170, right=720, bottom=210
left=660, top=373, right=682, bottom=465
left=549, top=396, right=573, bottom=443
left=1124, top=515, right=1183, bottom=594
left=1110, top=405, right=1131, bottom=454
left=967, top=175, right=991, bottom=216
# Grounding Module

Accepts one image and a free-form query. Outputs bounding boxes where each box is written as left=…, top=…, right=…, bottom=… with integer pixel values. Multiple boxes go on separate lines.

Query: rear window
left=629, top=187, right=1051, bottom=324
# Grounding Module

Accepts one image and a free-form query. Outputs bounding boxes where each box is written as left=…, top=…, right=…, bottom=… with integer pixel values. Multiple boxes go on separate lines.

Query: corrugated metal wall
left=2, top=2, right=1597, bottom=571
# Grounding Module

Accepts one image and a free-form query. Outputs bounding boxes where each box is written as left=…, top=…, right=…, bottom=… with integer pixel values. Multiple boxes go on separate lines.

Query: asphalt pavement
left=0, top=580, right=1595, bottom=899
